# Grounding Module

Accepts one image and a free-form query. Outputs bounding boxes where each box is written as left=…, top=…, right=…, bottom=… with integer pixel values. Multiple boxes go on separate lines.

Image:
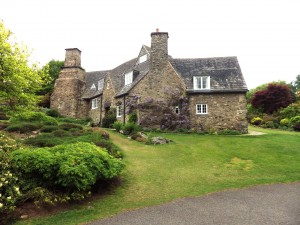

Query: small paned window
left=91, top=98, right=98, bottom=109
left=175, top=106, right=180, bottom=114
left=125, top=71, right=133, bottom=85
left=116, top=105, right=122, bottom=117
left=138, top=54, right=147, bottom=64
left=196, top=104, right=208, bottom=114
left=193, top=76, right=210, bottom=90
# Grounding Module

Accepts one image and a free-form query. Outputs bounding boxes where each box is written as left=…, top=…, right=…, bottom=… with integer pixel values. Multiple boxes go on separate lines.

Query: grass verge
left=16, top=126, right=300, bottom=225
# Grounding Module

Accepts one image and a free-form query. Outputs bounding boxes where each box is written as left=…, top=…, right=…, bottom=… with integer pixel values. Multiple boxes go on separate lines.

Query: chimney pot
left=156, top=28, right=159, bottom=32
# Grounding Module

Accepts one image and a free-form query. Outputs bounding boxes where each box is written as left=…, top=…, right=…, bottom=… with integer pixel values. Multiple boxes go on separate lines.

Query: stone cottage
left=51, top=30, right=248, bottom=133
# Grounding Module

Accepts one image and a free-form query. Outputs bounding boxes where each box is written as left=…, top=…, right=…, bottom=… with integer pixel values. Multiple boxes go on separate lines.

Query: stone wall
left=50, top=68, right=87, bottom=118
left=188, top=92, right=248, bottom=133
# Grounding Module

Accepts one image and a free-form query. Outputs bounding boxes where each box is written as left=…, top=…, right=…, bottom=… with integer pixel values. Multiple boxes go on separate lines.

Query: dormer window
left=193, top=76, right=210, bottom=90
left=138, top=54, right=148, bottom=64
left=125, top=71, right=133, bottom=86
left=98, top=79, right=104, bottom=90
left=90, top=84, right=96, bottom=90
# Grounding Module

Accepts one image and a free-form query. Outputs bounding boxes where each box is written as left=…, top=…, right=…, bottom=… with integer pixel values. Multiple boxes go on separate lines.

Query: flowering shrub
left=251, top=117, right=263, bottom=125
left=0, top=133, right=21, bottom=217
left=125, top=90, right=190, bottom=130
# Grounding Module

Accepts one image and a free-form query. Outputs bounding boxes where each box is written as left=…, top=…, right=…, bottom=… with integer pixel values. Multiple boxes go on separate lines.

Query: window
left=193, top=76, right=210, bottom=90
left=196, top=104, right=208, bottom=114
left=116, top=105, right=122, bottom=117
left=175, top=106, right=180, bottom=114
left=90, top=84, right=96, bottom=90
left=98, top=79, right=104, bottom=90
left=107, top=81, right=110, bottom=89
left=125, top=71, right=133, bottom=85
left=138, top=54, right=147, bottom=64
left=91, top=98, right=98, bottom=109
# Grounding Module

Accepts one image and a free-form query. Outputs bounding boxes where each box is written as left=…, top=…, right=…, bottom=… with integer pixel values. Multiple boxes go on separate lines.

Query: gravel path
left=87, top=182, right=300, bottom=225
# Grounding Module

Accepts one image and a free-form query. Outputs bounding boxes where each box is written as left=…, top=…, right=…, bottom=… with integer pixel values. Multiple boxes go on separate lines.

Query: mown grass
left=16, top=126, right=300, bottom=225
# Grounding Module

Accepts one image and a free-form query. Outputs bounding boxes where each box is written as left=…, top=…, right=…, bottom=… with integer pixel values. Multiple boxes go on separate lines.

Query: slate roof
left=81, top=50, right=247, bottom=100
left=81, top=71, right=108, bottom=99
left=170, top=57, right=247, bottom=93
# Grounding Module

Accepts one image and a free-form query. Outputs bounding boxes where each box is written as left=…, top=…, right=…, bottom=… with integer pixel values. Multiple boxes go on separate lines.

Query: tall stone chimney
left=64, top=48, right=82, bottom=68
left=150, top=29, right=169, bottom=71
left=51, top=48, right=87, bottom=118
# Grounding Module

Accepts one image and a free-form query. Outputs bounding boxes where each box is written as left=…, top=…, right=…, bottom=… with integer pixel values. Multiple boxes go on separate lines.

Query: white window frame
left=91, top=98, right=98, bottom=109
left=125, top=71, right=133, bottom=86
left=98, top=79, right=104, bottom=90
left=138, top=54, right=147, bottom=64
left=90, top=83, right=96, bottom=90
left=175, top=106, right=180, bottom=114
left=196, top=104, right=208, bottom=115
left=193, top=76, right=210, bottom=90
left=116, top=105, right=122, bottom=117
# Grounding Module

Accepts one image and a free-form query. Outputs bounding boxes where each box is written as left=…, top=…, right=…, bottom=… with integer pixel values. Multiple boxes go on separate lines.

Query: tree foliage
left=251, top=83, right=293, bottom=114
left=0, top=21, right=46, bottom=112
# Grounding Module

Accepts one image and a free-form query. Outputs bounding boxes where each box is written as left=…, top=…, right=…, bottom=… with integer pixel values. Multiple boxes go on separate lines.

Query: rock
left=20, top=215, right=28, bottom=219
left=151, top=137, right=171, bottom=145
left=138, top=132, right=148, bottom=139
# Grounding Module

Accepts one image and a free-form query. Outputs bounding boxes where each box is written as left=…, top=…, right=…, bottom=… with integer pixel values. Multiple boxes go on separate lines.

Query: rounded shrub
left=58, top=123, right=83, bottom=131
left=128, top=112, right=137, bottom=123
left=10, top=111, right=58, bottom=126
left=5, top=123, right=42, bottom=133
left=251, top=117, right=263, bottom=125
left=122, top=123, right=141, bottom=135
left=280, top=118, right=290, bottom=126
left=11, top=142, right=124, bottom=194
left=45, top=109, right=61, bottom=118
left=112, top=121, right=123, bottom=132
left=40, top=125, right=59, bottom=133
left=289, top=116, right=300, bottom=126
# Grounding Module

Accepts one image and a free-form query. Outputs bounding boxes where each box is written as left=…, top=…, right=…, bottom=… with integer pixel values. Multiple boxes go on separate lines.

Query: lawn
left=16, top=126, right=300, bottom=225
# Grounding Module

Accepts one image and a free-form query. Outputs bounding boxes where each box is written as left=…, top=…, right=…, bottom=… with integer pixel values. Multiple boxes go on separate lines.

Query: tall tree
left=0, top=21, right=45, bottom=112
left=251, top=83, right=293, bottom=114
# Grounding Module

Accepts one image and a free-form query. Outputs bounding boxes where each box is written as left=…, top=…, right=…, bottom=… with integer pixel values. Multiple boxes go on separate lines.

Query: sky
left=1, top=0, right=300, bottom=89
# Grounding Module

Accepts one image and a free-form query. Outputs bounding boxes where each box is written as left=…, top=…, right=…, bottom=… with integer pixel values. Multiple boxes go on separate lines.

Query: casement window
left=98, top=79, right=104, bottom=90
left=125, top=71, right=133, bottom=85
left=138, top=54, right=147, bottom=64
left=91, top=98, right=98, bottom=109
left=175, top=106, right=180, bottom=114
left=193, top=76, right=210, bottom=90
left=116, top=105, right=122, bottom=117
left=90, top=84, right=96, bottom=90
left=196, top=104, right=208, bottom=114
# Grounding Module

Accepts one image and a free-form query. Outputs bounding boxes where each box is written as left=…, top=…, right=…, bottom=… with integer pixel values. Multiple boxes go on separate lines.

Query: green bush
left=289, top=116, right=300, bottom=126
left=279, top=101, right=300, bottom=119
left=5, top=123, right=42, bottom=133
left=95, top=140, right=123, bottom=158
left=0, top=122, right=9, bottom=131
left=217, top=130, right=241, bottom=135
left=122, top=123, right=141, bottom=135
left=102, top=108, right=117, bottom=128
left=280, top=118, right=290, bottom=126
left=128, top=112, right=137, bottom=123
left=0, top=133, right=21, bottom=218
left=0, top=111, right=9, bottom=120
left=45, top=109, right=61, bottom=118
left=112, top=121, right=123, bottom=132
left=40, top=125, right=59, bottom=133
left=11, top=142, right=124, bottom=194
left=10, top=111, right=58, bottom=125
left=24, top=133, right=63, bottom=147
left=52, top=129, right=72, bottom=137
left=58, top=123, right=83, bottom=131
left=251, top=117, right=263, bottom=125
left=57, top=117, right=91, bottom=125
left=264, top=121, right=275, bottom=129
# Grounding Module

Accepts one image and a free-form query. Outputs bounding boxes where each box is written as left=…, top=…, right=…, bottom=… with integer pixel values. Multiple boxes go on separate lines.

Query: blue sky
left=1, top=0, right=300, bottom=89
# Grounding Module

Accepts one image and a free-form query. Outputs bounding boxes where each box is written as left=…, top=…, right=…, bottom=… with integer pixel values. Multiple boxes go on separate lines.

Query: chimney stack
left=150, top=29, right=169, bottom=70
left=64, top=48, right=82, bottom=68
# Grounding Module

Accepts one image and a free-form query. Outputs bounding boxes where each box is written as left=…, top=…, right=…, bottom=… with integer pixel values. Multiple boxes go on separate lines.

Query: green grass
left=16, top=126, right=300, bottom=225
